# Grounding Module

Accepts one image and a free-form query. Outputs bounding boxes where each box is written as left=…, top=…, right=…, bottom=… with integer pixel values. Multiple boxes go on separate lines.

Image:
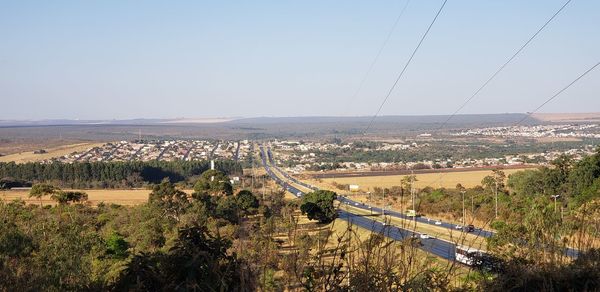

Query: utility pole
left=471, top=192, right=474, bottom=222
left=461, top=190, right=466, bottom=227
left=346, top=210, right=351, bottom=287
left=382, top=188, right=386, bottom=218
left=411, top=170, right=415, bottom=219
left=561, top=206, right=564, bottom=220
left=367, top=192, right=372, bottom=215
left=251, top=146, right=255, bottom=190
left=262, top=176, right=266, bottom=201
left=551, top=195, right=560, bottom=213
left=494, top=171, right=498, bottom=219
left=400, top=177, right=404, bottom=213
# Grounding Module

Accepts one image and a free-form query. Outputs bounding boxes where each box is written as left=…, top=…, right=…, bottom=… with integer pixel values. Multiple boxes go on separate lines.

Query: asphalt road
left=262, top=146, right=579, bottom=259
left=265, top=147, right=493, bottom=238
left=260, top=145, right=459, bottom=261
left=339, top=210, right=457, bottom=261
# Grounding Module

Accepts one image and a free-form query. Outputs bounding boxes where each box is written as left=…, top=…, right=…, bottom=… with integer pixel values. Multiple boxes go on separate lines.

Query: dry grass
left=342, top=204, right=488, bottom=251
left=308, top=168, right=526, bottom=191
left=243, top=167, right=267, bottom=177
left=0, top=142, right=104, bottom=163
left=0, top=188, right=194, bottom=206
left=341, top=193, right=494, bottom=229
left=328, top=214, right=473, bottom=288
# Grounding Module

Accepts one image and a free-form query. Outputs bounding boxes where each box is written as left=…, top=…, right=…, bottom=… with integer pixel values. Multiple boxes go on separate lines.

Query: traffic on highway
left=265, top=147, right=494, bottom=238
left=261, top=145, right=579, bottom=260
left=260, top=145, right=463, bottom=262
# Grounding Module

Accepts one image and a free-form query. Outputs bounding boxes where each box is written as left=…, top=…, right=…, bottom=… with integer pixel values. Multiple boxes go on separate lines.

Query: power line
left=516, top=61, right=599, bottom=125
left=438, top=0, right=573, bottom=129
left=364, top=0, right=448, bottom=134
left=422, top=61, right=598, bottom=198
left=414, top=0, right=576, bottom=201
left=342, top=0, right=411, bottom=116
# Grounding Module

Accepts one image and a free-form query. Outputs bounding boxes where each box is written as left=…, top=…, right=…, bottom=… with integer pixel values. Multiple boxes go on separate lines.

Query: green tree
left=0, top=221, right=34, bottom=260
left=215, top=196, right=240, bottom=224
left=50, top=191, right=88, bottom=205
left=488, top=197, right=565, bottom=263
left=569, top=148, right=600, bottom=197
left=193, top=169, right=234, bottom=196
left=236, top=189, right=259, bottom=212
left=300, top=190, right=337, bottom=224
left=106, top=232, right=129, bottom=259
left=29, top=183, right=59, bottom=206
left=149, top=179, right=189, bottom=222
left=482, top=169, right=506, bottom=192
left=507, top=169, right=545, bottom=196
left=113, top=225, right=248, bottom=291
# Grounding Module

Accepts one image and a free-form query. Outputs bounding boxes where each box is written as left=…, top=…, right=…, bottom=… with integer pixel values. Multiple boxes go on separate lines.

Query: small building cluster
left=47, top=140, right=251, bottom=163
left=453, top=124, right=600, bottom=138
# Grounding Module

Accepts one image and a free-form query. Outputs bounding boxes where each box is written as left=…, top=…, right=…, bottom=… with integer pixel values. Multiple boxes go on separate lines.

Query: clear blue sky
left=0, top=0, right=598, bottom=120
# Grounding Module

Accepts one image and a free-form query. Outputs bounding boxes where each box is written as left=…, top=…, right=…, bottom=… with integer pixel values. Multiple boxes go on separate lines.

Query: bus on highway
left=455, top=245, right=484, bottom=266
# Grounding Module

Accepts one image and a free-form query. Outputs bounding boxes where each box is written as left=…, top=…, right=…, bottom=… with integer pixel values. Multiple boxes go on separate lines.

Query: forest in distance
left=0, top=160, right=242, bottom=189
left=0, top=113, right=548, bottom=144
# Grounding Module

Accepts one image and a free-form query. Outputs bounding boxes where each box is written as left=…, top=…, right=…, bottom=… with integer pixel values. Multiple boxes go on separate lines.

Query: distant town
left=37, top=138, right=598, bottom=175
left=46, top=140, right=252, bottom=163
left=453, top=124, right=600, bottom=138
left=267, top=139, right=597, bottom=173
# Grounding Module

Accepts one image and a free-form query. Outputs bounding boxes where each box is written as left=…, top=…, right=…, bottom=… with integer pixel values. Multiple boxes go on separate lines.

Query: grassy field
left=0, top=142, right=103, bottom=163
left=0, top=188, right=194, bottom=206
left=308, top=168, right=527, bottom=191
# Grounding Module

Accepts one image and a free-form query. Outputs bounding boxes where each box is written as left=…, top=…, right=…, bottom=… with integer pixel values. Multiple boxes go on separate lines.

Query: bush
left=236, top=190, right=259, bottom=212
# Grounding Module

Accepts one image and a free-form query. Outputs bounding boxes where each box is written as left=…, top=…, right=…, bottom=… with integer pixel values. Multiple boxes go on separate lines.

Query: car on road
left=465, top=224, right=475, bottom=232
left=354, top=202, right=359, bottom=206
left=408, top=234, right=423, bottom=247
left=297, top=191, right=302, bottom=196
left=419, top=234, right=430, bottom=239
left=455, top=225, right=462, bottom=230
left=435, top=221, right=442, bottom=225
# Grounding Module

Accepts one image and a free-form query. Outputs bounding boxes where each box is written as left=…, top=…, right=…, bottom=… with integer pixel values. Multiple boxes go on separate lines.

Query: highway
left=263, top=145, right=579, bottom=259
left=259, top=145, right=459, bottom=261
left=265, top=147, right=494, bottom=238
left=340, top=210, right=456, bottom=260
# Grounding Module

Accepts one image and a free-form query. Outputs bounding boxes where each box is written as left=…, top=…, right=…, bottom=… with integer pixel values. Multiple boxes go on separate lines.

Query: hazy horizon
left=1, top=1, right=598, bottom=120
left=2, top=112, right=600, bottom=125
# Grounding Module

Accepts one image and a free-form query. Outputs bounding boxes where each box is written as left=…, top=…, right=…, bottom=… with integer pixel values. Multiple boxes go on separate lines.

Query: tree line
left=0, top=160, right=242, bottom=188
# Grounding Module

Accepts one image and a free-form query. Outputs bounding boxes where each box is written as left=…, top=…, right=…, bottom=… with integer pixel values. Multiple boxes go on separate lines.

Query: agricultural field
left=0, top=142, right=104, bottom=163
left=308, top=168, right=528, bottom=191
left=0, top=188, right=193, bottom=206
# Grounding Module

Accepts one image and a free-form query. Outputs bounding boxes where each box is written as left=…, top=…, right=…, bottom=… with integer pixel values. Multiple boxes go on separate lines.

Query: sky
left=0, top=0, right=598, bottom=120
